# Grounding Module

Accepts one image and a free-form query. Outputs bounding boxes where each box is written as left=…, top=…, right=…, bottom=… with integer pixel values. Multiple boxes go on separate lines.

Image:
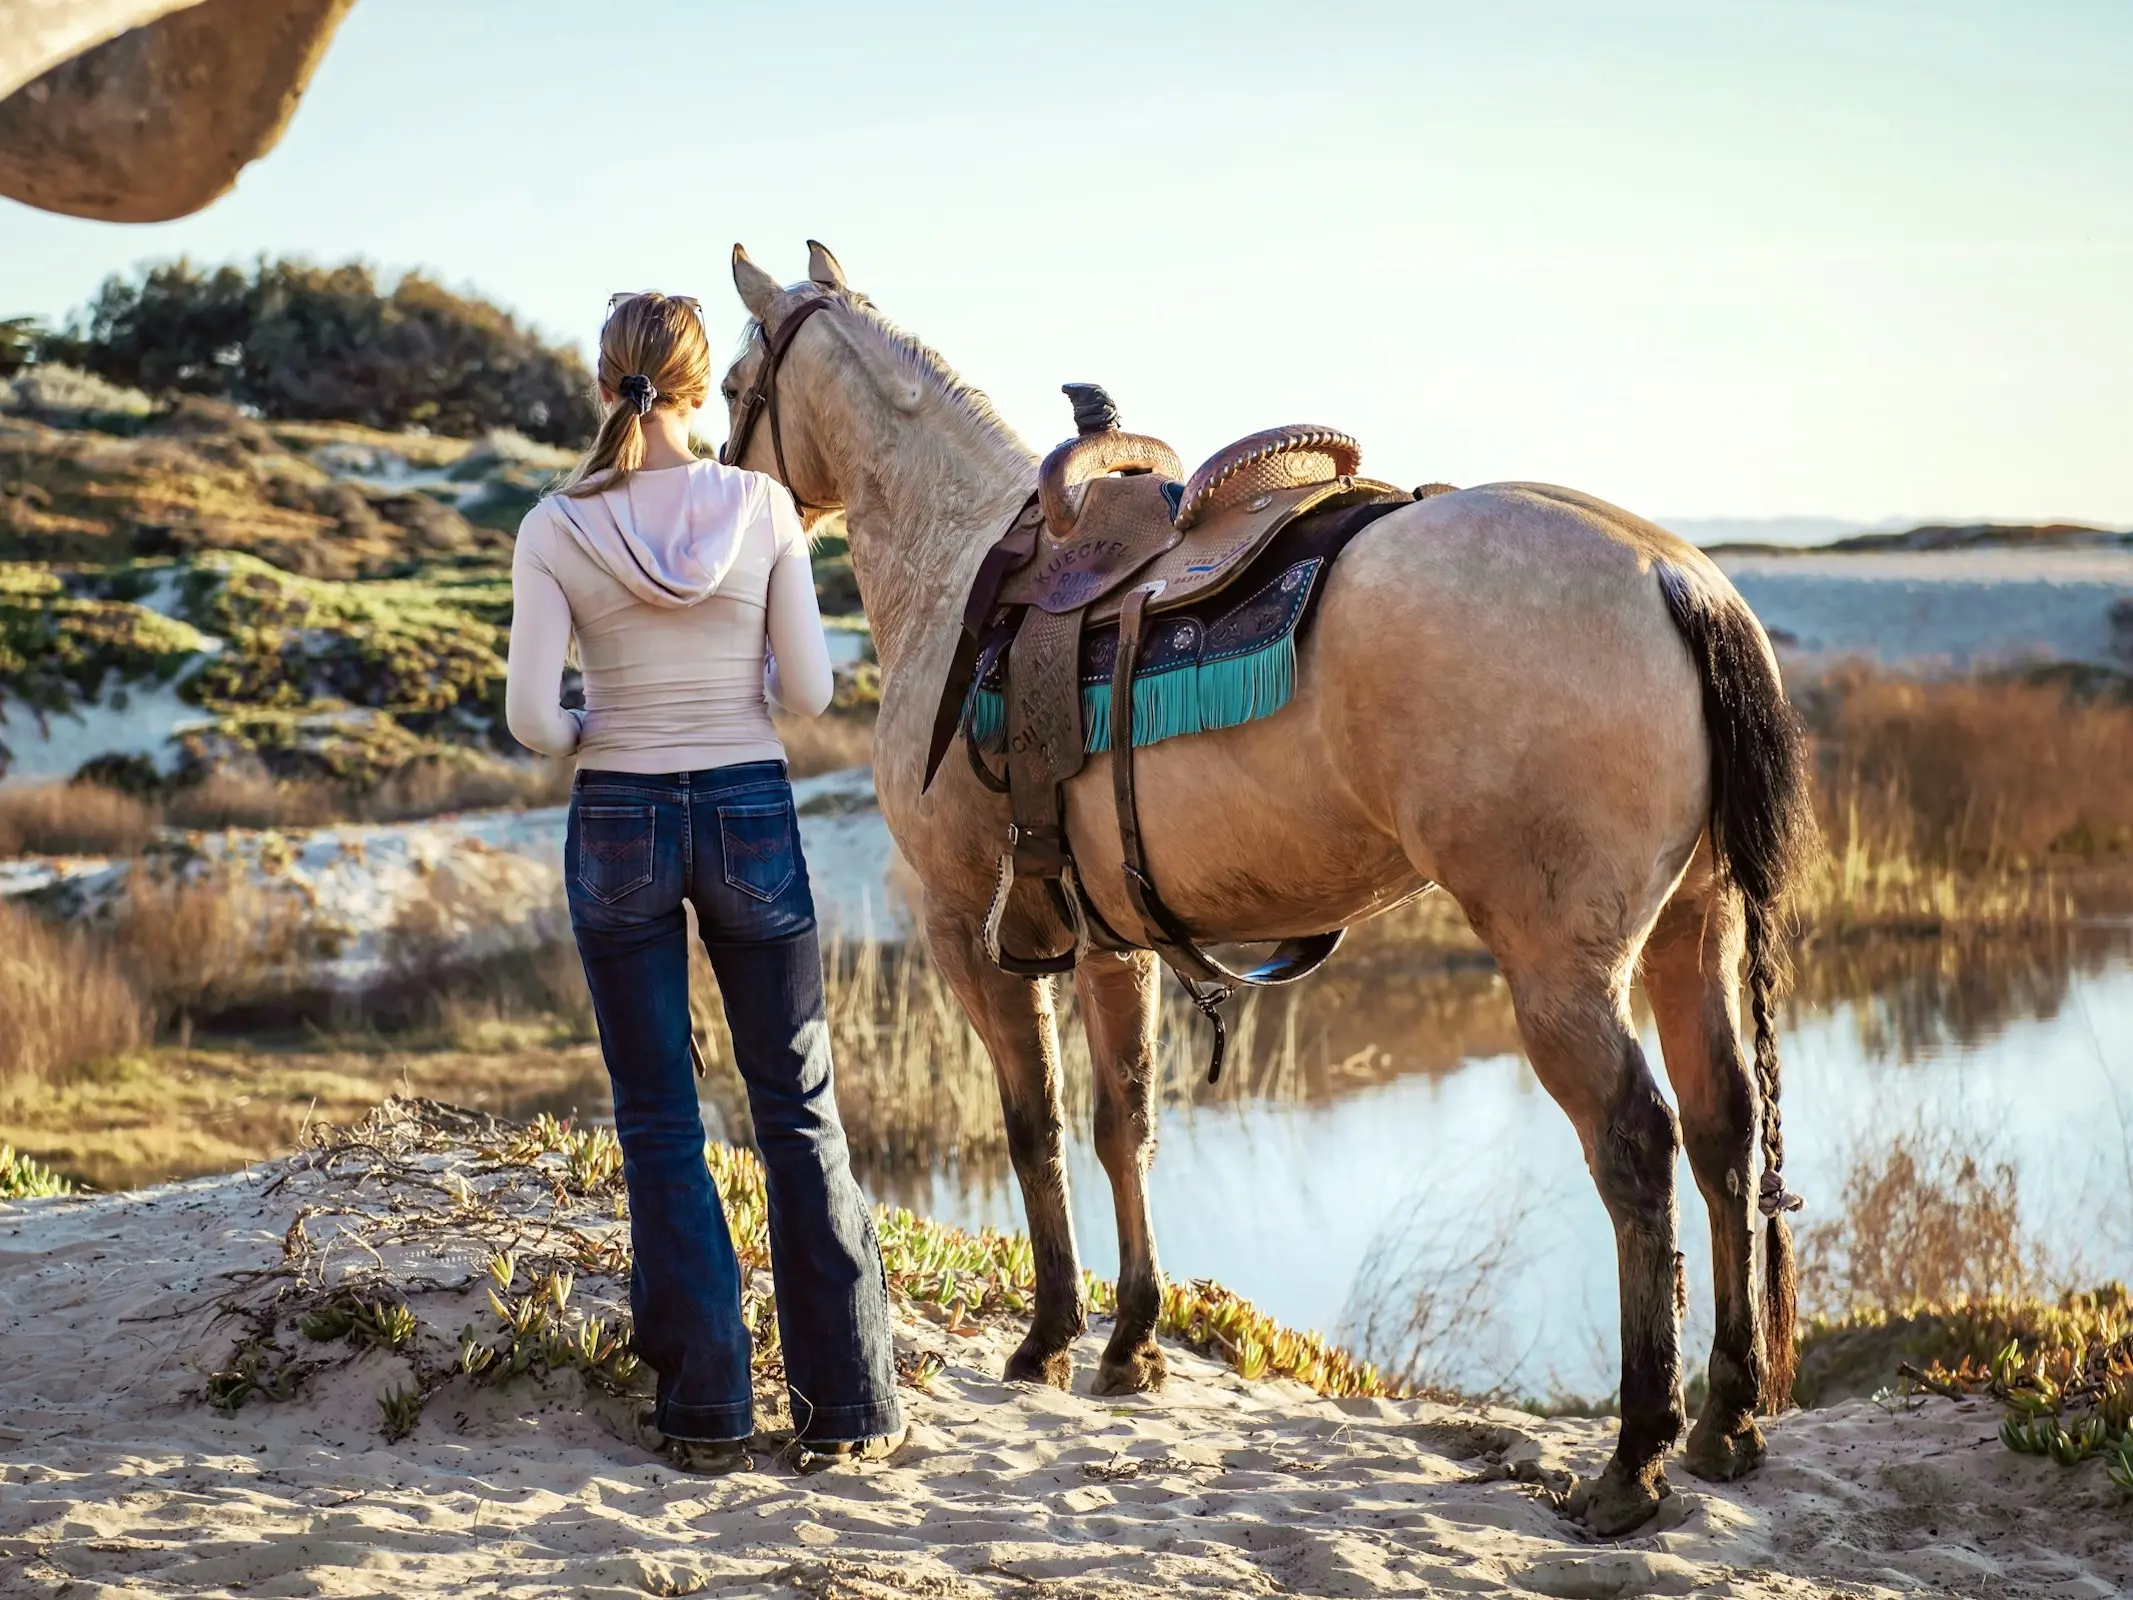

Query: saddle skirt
left=969, top=492, right=1409, bottom=757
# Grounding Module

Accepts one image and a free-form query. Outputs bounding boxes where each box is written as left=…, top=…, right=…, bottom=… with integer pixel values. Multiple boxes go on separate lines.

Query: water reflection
left=896, top=928, right=2133, bottom=1398
left=1790, top=924, right=2131, bottom=1062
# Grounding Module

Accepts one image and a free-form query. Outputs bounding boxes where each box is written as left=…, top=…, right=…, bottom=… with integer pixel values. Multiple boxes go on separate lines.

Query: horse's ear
left=806, top=240, right=848, bottom=291
left=732, top=244, right=784, bottom=323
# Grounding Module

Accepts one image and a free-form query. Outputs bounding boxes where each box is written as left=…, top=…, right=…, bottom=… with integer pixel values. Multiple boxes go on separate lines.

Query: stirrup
left=981, top=850, right=1092, bottom=978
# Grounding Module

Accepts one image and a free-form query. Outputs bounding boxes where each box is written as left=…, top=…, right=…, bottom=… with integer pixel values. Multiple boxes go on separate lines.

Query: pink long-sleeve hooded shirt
left=505, top=460, right=835, bottom=774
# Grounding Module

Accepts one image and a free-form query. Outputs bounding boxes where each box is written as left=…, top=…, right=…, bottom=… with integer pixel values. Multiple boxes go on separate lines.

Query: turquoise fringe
left=969, top=687, right=1004, bottom=748
left=969, top=634, right=1298, bottom=756
left=1198, top=635, right=1296, bottom=734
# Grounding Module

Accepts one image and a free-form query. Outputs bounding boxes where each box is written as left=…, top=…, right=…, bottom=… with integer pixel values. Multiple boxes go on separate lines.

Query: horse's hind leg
left=1075, top=949, right=1168, bottom=1395
left=1643, top=864, right=1768, bottom=1479
left=924, top=906, right=1086, bottom=1387
left=1497, top=945, right=1685, bottom=1535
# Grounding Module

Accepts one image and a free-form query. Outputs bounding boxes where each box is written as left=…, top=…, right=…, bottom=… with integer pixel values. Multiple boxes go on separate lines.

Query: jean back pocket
left=575, top=805, right=655, bottom=904
left=718, top=799, right=797, bottom=903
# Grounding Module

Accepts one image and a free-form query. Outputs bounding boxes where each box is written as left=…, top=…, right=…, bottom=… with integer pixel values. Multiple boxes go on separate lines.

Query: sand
left=2, top=1120, right=2128, bottom=1600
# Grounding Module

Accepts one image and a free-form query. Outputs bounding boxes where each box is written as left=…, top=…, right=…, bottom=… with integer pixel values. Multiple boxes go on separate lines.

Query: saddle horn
left=1038, top=383, right=1185, bottom=537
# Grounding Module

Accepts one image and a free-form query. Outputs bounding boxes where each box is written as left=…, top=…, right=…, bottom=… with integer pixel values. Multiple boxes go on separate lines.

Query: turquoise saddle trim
left=969, top=556, right=1323, bottom=756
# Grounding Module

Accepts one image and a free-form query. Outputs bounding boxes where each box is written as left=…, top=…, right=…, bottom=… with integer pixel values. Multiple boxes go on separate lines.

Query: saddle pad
left=970, top=495, right=1410, bottom=756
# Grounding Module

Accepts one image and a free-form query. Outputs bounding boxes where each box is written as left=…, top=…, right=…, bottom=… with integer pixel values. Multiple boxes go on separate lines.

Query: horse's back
left=1280, top=480, right=1719, bottom=910
left=1053, top=480, right=1724, bottom=942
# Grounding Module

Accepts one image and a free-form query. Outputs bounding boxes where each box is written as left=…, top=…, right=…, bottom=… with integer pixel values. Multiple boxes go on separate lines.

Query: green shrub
left=40, top=259, right=597, bottom=445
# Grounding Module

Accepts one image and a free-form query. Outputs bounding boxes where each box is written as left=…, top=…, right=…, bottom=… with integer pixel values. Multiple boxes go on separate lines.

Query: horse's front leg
left=924, top=903, right=1085, bottom=1386
left=1075, top=948, right=1167, bottom=1394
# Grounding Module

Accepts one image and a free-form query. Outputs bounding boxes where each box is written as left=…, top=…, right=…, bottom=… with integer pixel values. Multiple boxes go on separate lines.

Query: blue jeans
left=564, top=760, right=900, bottom=1444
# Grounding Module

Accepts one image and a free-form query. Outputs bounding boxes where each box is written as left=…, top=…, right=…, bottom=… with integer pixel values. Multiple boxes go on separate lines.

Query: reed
left=163, top=769, right=341, bottom=831
left=1792, top=667, right=2133, bottom=933
left=1797, top=1122, right=2049, bottom=1321
left=771, top=708, right=875, bottom=778
left=684, top=927, right=1317, bottom=1178
left=0, top=780, right=160, bottom=856
left=110, top=863, right=303, bottom=1047
left=0, top=896, right=148, bottom=1091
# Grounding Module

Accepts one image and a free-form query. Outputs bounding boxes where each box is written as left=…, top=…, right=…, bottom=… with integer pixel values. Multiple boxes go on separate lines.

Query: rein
left=719, top=294, right=839, bottom=509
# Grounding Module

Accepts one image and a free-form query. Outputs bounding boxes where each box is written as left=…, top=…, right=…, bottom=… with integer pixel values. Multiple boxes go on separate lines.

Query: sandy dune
left=2, top=1128, right=2127, bottom=1599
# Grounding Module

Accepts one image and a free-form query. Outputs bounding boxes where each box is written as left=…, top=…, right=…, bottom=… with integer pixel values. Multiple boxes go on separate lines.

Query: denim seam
left=792, top=1399, right=903, bottom=1444
left=793, top=1398, right=901, bottom=1421
left=576, top=763, right=789, bottom=804
left=702, top=782, right=788, bottom=807
left=652, top=1396, right=753, bottom=1440
left=575, top=807, right=655, bottom=903
left=717, top=801, right=798, bottom=904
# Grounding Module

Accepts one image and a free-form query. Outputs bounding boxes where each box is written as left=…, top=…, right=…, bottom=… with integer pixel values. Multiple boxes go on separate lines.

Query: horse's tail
left=1655, top=559, right=1820, bottom=1411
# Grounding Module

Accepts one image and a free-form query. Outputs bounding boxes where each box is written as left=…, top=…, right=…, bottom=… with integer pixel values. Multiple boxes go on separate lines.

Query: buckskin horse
left=717, top=242, right=1818, bottom=1535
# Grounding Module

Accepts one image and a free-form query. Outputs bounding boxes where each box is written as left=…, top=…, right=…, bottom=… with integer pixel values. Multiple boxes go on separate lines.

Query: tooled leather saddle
left=925, top=384, right=1419, bottom=1077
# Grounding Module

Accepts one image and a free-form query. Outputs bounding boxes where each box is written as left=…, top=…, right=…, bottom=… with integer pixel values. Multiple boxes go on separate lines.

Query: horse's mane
left=732, top=292, right=1036, bottom=479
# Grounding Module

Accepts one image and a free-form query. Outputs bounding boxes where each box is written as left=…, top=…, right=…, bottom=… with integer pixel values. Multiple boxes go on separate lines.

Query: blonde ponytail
left=559, top=292, right=712, bottom=498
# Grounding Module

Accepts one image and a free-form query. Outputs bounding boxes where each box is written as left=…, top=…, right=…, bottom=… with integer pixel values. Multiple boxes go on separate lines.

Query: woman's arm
left=763, top=487, right=835, bottom=717
left=505, top=511, right=586, bottom=756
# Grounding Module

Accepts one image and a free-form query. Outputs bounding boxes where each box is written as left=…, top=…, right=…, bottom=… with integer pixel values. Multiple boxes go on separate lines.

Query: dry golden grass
left=0, top=780, right=160, bottom=856
left=163, top=758, right=573, bottom=832
left=1798, top=1123, right=2051, bottom=1321
left=373, top=894, right=595, bottom=1046
left=1804, top=668, right=2133, bottom=866
left=0, top=896, right=147, bottom=1090
left=772, top=707, right=876, bottom=778
left=0, top=1041, right=610, bottom=1192
left=683, top=925, right=1380, bottom=1184
left=359, top=756, right=573, bottom=821
left=110, top=865, right=303, bottom=1045
left=1794, top=669, right=2133, bottom=932
left=163, top=769, right=341, bottom=831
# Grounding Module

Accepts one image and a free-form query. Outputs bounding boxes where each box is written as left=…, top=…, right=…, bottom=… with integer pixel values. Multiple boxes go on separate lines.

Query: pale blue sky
left=2, top=0, right=2127, bottom=525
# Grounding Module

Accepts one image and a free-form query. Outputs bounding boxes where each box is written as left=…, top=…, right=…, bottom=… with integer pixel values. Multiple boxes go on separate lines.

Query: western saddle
left=928, top=384, right=1414, bottom=1077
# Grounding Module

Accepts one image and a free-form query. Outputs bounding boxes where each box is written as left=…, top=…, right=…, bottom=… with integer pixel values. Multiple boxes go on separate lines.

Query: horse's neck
left=831, top=389, right=1035, bottom=678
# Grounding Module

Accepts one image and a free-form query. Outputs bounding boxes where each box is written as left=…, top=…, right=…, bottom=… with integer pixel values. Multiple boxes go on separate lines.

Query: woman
left=505, top=292, right=902, bottom=1472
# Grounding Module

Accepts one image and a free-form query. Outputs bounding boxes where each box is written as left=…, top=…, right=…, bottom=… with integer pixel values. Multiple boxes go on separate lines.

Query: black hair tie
left=617, top=373, right=657, bottom=416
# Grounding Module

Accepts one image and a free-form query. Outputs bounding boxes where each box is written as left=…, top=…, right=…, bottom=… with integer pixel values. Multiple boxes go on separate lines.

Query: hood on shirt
left=548, top=460, right=766, bottom=608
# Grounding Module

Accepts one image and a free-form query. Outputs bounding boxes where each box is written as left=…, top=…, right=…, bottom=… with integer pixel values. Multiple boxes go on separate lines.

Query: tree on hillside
left=0, top=317, right=40, bottom=378
left=39, top=259, right=599, bottom=443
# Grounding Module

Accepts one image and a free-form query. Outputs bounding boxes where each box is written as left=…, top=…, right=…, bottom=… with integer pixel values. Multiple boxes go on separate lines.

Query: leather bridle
left=718, top=294, right=838, bottom=510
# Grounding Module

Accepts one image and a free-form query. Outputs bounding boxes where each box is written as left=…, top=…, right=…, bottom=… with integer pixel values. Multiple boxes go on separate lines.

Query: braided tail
left=1656, top=560, right=1818, bottom=1413
left=1746, top=899, right=1803, bottom=1408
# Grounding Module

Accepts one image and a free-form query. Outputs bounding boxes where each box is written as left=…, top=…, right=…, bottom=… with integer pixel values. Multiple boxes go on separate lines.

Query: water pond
left=891, top=928, right=2133, bottom=1400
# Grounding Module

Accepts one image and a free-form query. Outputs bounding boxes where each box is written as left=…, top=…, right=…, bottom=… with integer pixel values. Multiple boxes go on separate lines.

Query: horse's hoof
left=1684, top=1412, right=1766, bottom=1481
left=1092, top=1344, right=1167, bottom=1396
left=1003, top=1339, right=1074, bottom=1389
left=1569, top=1463, right=1671, bottom=1537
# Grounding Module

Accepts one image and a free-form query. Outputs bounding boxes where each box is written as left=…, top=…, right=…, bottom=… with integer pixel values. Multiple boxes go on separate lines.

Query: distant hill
left=1701, top=522, right=2128, bottom=557
left=1666, top=515, right=1889, bottom=548
left=1820, top=523, right=2129, bottom=554
left=1678, top=516, right=2129, bottom=554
